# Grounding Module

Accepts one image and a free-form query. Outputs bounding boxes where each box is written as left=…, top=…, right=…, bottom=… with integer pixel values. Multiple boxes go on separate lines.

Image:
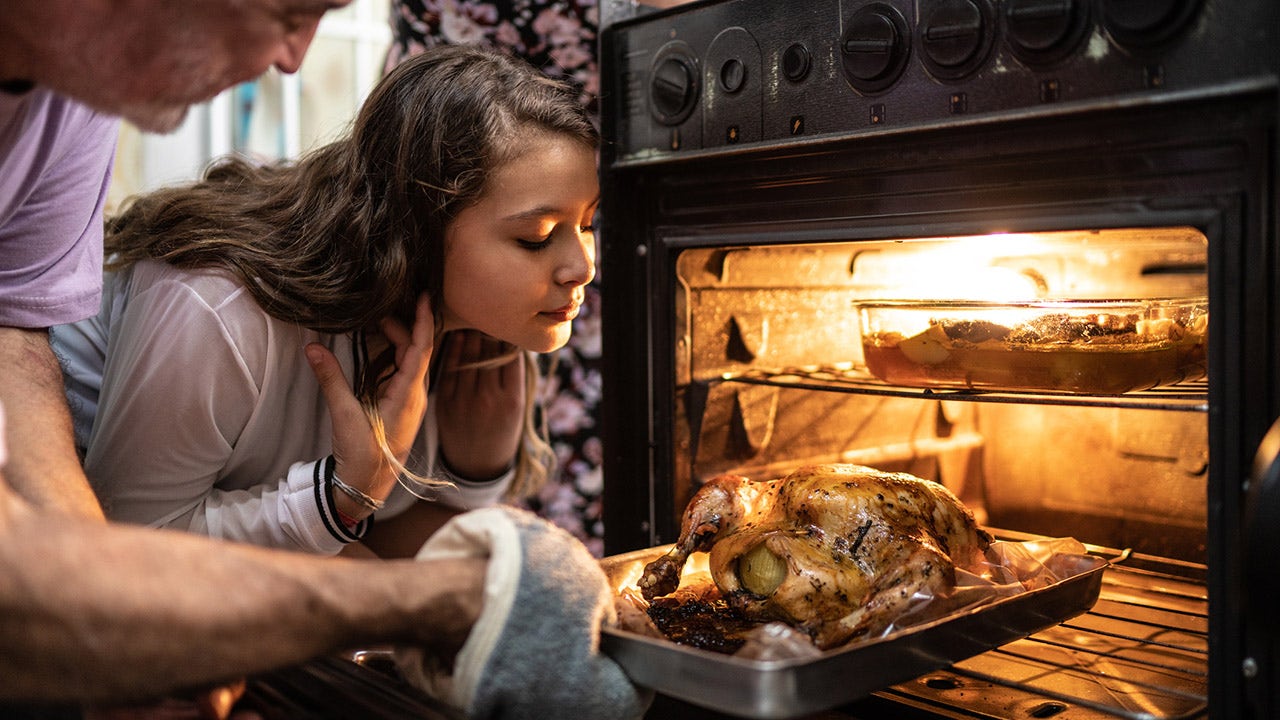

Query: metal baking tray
left=600, top=545, right=1107, bottom=719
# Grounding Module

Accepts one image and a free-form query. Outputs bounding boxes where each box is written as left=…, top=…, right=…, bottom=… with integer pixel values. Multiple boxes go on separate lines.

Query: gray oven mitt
left=395, top=506, right=652, bottom=720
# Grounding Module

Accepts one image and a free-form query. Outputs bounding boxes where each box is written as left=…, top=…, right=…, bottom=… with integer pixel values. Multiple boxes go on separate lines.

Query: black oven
left=597, top=0, right=1279, bottom=717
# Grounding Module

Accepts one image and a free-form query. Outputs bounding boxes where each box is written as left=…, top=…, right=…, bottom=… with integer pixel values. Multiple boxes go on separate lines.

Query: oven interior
left=597, top=1, right=1279, bottom=716
left=675, top=228, right=1209, bottom=562
left=652, top=228, right=1211, bottom=719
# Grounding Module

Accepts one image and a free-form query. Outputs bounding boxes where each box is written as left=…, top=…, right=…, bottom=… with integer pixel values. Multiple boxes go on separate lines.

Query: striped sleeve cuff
left=314, top=455, right=371, bottom=544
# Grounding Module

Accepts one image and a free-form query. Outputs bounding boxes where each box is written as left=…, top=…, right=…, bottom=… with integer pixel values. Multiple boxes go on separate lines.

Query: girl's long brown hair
left=103, top=45, right=599, bottom=498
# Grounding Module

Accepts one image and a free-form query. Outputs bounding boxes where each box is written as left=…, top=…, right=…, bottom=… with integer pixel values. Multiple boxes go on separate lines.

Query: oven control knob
left=1006, top=0, right=1091, bottom=66
left=1102, top=0, right=1200, bottom=49
left=782, top=43, right=812, bottom=82
left=918, top=0, right=995, bottom=80
left=649, top=52, right=699, bottom=126
left=840, top=4, right=910, bottom=94
left=720, top=58, right=747, bottom=93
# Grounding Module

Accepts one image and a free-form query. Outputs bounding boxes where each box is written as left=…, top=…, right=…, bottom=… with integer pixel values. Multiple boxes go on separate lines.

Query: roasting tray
left=599, top=544, right=1107, bottom=719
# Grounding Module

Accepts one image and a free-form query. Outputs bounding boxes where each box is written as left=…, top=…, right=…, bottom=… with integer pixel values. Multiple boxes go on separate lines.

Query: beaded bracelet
left=335, top=508, right=361, bottom=529
left=331, top=474, right=385, bottom=513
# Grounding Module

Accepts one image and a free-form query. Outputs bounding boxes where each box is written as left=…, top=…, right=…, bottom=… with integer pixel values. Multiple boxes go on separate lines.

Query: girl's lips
left=541, top=301, right=581, bottom=322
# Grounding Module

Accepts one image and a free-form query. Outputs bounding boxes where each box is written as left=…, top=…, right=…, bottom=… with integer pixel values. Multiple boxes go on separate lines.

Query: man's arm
left=0, top=480, right=484, bottom=703
left=0, top=327, right=105, bottom=519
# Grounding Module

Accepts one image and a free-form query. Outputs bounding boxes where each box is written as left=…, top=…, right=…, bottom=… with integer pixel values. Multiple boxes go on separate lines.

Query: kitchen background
left=107, top=0, right=392, bottom=212
left=106, top=0, right=685, bottom=212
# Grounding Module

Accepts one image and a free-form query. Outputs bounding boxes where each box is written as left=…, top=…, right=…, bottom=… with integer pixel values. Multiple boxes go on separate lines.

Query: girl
left=51, top=45, right=600, bottom=556
left=385, top=0, right=609, bottom=557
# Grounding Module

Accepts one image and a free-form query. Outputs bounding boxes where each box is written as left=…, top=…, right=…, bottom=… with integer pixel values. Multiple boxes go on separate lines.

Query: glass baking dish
left=856, top=298, right=1208, bottom=395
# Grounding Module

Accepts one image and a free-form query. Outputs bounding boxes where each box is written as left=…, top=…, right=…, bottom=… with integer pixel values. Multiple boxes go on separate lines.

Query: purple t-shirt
left=0, top=86, right=118, bottom=328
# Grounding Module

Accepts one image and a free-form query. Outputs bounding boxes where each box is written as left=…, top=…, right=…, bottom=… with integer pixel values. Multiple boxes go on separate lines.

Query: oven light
left=851, top=233, right=1060, bottom=302
left=906, top=265, right=1047, bottom=303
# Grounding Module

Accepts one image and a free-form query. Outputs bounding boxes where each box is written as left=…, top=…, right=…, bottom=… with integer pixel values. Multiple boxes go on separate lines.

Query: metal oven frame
left=598, top=2, right=1280, bottom=717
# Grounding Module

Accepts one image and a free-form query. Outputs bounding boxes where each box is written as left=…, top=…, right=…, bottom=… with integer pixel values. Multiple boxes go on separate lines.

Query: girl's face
left=440, top=132, right=599, bottom=353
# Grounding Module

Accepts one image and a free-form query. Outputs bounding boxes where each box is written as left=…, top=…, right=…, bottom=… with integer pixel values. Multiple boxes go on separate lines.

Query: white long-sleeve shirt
left=50, top=258, right=511, bottom=554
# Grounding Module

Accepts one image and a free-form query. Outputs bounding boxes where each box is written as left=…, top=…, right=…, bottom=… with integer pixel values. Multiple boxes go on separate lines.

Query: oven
left=597, top=0, right=1279, bottom=718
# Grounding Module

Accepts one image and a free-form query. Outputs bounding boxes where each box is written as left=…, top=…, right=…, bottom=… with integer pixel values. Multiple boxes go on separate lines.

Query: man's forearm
left=0, top=327, right=104, bottom=518
left=0, top=489, right=484, bottom=703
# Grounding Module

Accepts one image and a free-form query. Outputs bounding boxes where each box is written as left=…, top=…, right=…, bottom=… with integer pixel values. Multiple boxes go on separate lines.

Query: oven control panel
left=602, top=0, right=1276, bottom=160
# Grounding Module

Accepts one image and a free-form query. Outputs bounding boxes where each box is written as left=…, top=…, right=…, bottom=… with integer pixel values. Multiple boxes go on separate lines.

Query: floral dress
left=386, top=0, right=606, bottom=556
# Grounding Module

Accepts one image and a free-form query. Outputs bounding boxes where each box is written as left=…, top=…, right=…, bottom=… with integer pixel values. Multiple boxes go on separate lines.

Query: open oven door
left=1245, top=416, right=1280, bottom=718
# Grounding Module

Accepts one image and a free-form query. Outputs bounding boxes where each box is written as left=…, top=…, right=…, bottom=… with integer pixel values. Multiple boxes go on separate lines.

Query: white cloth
left=49, top=259, right=512, bottom=554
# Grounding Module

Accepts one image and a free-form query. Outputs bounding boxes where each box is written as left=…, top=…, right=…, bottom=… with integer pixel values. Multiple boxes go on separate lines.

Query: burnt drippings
left=646, top=595, right=759, bottom=654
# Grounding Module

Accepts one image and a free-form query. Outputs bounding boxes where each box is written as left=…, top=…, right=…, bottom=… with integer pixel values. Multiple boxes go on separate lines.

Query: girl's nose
left=556, top=229, right=597, bottom=287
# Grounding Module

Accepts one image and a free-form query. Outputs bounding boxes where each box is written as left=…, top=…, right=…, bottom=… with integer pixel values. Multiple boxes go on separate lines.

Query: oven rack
left=716, top=366, right=1210, bottom=412
left=244, top=653, right=461, bottom=719
left=860, top=540, right=1209, bottom=720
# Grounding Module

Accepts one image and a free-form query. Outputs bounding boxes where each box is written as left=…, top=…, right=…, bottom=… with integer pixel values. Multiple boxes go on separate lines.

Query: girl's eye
left=516, top=234, right=553, bottom=251
left=516, top=222, right=594, bottom=250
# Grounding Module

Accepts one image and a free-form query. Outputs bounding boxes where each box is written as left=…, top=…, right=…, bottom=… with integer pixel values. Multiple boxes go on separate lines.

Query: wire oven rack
left=856, top=537, right=1209, bottom=720
left=719, top=366, right=1210, bottom=412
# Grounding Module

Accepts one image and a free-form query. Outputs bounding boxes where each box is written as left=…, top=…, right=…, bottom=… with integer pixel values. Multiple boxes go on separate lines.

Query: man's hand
left=395, top=508, right=652, bottom=720
left=434, top=331, right=524, bottom=479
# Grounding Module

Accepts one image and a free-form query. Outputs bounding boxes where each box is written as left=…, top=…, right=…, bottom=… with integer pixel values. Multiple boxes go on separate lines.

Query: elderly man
left=0, top=3, right=646, bottom=719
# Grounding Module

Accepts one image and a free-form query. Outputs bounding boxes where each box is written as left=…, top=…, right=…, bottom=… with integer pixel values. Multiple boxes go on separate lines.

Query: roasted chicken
left=639, top=464, right=993, bottom=649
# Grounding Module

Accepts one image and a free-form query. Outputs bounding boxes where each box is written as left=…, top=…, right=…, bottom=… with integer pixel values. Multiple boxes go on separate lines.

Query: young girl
left=51, top=45, right=600, bottom=556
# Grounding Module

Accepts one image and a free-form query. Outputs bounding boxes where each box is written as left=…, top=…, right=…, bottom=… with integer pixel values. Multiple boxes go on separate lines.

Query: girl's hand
left=306, top=294, right=435, bottom=512
left=434, top=330, right=524, bottom=480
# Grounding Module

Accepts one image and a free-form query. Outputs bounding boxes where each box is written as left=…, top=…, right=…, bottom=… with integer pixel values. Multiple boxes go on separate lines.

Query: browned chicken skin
left=639, top=464, right=993, bottom=649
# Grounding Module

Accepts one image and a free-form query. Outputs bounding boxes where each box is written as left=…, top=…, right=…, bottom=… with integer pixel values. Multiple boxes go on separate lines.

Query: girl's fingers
left=381, top=316, right=411, bottom=366
left=401, top=294, right=435, bottom=383
left=499, top=347, right=523, bottom=391
left=436, top=331, right=465, bottom=399
left=379, top=295, right=436, bottom=398
left=475, top=336, right=520, bottom=391
left=411, top=292, right=435, bottom=350
left=304, top=343, right=363, bottom=422
left=458, top=330, right=487, bottom=392
left=437, top=331, right=521, bottom=402
left=441, top=330, right=485, bottom=396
